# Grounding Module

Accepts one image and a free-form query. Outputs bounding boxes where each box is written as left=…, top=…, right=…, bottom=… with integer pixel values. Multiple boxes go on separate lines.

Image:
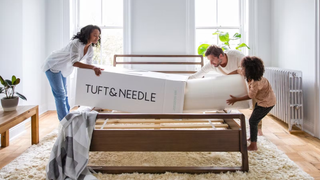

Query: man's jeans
left=45, top=70, right=70, bottom=121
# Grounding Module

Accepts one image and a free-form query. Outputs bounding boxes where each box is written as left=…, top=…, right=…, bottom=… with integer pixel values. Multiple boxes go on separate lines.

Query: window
left=77, top=0, right=124, bottom=66
left=195, top=0, right=248, bottom=53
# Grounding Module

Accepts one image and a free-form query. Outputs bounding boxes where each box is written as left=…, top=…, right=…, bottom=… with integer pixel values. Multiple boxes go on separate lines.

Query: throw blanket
left=46, top=110, right=98, bottom=180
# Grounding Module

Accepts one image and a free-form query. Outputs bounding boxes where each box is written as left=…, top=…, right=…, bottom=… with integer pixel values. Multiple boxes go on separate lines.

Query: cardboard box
left=75, top=67, right=188, bottom=113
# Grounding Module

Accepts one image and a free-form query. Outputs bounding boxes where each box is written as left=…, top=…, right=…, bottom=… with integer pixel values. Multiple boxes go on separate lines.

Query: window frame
left=75, top=0, right=127, bottom=66
left=195, top=0, right=248, bottom=55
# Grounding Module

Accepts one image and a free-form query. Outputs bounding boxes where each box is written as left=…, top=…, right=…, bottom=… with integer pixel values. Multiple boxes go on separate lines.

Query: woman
left=43, top=25, right=104, bottom=121
left=226, top=56, right=276, bottom=151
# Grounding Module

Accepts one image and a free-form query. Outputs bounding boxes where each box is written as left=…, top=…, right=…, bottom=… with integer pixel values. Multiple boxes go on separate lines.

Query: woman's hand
left=226, top=95, right=238, bottom=105
left=93, top=67, right=104, bottom=76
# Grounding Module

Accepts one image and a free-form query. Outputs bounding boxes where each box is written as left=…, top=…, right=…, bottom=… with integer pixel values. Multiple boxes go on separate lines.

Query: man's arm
left=228, top=70, right=239, bottom=75
left=188, top=62, right=216, bottom=79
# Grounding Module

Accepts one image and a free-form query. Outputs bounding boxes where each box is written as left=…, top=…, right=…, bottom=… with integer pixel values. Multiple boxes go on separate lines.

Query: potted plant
left=198, top=30, right=250, bottom=56
left=0, top=75, right=27, bottom=111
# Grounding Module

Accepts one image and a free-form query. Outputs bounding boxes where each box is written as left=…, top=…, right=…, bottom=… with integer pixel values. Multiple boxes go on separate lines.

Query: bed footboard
left=88, top=113, right=248, bottom=174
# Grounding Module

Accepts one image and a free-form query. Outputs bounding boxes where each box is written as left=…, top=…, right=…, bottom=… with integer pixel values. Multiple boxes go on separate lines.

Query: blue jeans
left=45, top=70, right=70, bottom=121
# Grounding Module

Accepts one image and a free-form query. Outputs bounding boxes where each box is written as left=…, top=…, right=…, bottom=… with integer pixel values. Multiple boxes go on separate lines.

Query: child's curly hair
left=241, top=56, right=265, bottom=81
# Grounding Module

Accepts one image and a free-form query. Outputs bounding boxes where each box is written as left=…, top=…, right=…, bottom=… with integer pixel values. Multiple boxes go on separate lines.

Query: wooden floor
left=0, top=109, right=320, bottom=179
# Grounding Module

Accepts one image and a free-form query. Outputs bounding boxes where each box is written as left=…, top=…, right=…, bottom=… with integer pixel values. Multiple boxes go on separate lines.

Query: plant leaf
left=5, top=80, right=12, bottom=85
left=15, top=78, right=20, bottom=85
left=233, top=33, right=241, bottom=39
left=197, top=44, right=210, bottom=56
left=219, top=32, right=229, bottom=42
left=212, top=30, right=221, bottom=35
left=0, top=87, right=3, bottom=94
left=236, top=43, right=250, bottom=50
left=221, top=45, right=229, bottom=51
left=16, top=92, right=27, bottom=101
left=0, top=76, right=7, bottom=86
left=12, top=75, right=16, bottom=85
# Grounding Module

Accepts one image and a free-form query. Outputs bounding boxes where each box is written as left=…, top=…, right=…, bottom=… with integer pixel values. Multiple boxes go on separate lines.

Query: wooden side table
left=0, top=105, right=39, bottom=147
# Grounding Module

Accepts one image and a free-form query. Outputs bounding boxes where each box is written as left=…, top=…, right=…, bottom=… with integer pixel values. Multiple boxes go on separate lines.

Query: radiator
left=264, top=67, right=303, bottom=131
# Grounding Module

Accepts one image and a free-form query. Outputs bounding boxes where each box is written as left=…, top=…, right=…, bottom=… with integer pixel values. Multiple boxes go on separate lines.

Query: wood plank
left=88, top=166, right=245, bottom=174
left=96, top=124, right=229, bottom=129
left=224, top=119, right=240, bottom=130
left=90, top=130, right=240, bottom=152
left=0, top=106, right=38, bottom=133
left=0, top=105, right=39, bottom=147
left=31, top=106, right=39, bottom=144
left=96, top=119, right=224, bottom=124
left=238, top=114, right=249, bottom=172
left=113, top=54, right=204, bottom=69
left=154, top=118, right=160, bottom=130
left=289, top=130, right=305, bottom=134
left=1, top=130, right=9, bottom=147
left=96, top=113, right=243, bottom=120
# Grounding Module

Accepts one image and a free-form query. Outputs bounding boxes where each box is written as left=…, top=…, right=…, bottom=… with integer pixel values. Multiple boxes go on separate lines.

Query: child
left=226, top=56, right=276, bottom=151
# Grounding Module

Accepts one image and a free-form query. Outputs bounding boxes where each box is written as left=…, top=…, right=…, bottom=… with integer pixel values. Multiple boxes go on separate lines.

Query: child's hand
left=226, top=95, right=238, bottom=105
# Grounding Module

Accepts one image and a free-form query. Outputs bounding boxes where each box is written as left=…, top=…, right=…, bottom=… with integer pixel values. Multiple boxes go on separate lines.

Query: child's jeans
left=249, top=103, right=274, bottom=142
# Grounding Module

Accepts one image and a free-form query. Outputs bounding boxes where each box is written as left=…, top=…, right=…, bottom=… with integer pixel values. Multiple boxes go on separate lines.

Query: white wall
left=316, top=0, right=320, bottom=138
left=0, top=0, right=23, bottom=91
left=270, top=0, right=316, bottom=134
left=45, top=0, right=73, bottom=110
left=248, top=0, right=272, bottom=66
left=0, top=0, right=46, bottom=113
left=129, top=0, right=195, bottom=71
left=257, top=0, right=272, bottom=66
left=131, top=0, right=190, bottom=54
left=0, top=0, right=46, bottom=144
left=22, top=0, right=47, bottom=113
left=0, top=0, right=24, bottom=146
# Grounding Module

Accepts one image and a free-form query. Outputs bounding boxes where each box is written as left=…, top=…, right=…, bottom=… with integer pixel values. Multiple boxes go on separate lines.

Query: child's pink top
left=248, top=77, right=276, bottom=107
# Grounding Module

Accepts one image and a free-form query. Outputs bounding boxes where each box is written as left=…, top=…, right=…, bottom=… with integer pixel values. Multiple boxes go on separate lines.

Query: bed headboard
left=113, top=54, right=204, bottom=74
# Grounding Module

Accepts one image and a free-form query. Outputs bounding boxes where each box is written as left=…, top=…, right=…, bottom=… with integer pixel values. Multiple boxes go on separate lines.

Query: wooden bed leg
left=240, top=114, right=249, bottom=172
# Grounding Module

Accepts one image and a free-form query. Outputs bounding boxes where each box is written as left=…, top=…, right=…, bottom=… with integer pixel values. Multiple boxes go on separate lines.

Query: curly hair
left=72, top=25, right=101, bottom=47
left=241, top=56, right=265, bottom=81
left=204, top=45, right=225, bottom=57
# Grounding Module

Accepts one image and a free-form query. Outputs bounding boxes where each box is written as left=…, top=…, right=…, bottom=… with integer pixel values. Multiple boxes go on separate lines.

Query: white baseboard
left=47, top=102, right=56, bottom=110
left=39, top=103, right=48, bottom=115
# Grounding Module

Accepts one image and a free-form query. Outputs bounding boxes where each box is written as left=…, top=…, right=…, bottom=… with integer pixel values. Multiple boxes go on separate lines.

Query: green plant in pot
left=198, top=30, right=250, bottom=56
left=0, top=75, right=27, bottom=111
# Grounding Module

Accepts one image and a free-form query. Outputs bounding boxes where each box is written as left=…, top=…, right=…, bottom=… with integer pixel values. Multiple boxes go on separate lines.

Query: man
left=188, top=45, right=245, bottom=79
left=189, top=45, right=263, bottom=136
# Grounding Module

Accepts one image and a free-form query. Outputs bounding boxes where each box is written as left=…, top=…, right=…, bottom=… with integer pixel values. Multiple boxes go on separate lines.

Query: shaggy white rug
left=0, top=129, right=314, bottom=180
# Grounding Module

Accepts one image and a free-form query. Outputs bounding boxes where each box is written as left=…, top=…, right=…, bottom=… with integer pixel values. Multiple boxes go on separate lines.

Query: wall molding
left=123, top=0, right=132, bottom=68
left=248, top=0, right=258, bottom=56
left=314, top=0, right=320, bottom=138
left=186, top=0, right=195, bottom=71
left=123, top=0, right=131, bottom=54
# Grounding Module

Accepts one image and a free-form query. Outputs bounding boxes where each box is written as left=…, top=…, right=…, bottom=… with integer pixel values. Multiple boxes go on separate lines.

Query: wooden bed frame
left=89, top=113, right=248, bottom=174
left=88, top=55, right=249, bottom=174
left=113, top=54, right=204, bottom=74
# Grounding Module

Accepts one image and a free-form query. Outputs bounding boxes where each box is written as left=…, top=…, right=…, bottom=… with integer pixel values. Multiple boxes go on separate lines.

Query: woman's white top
left=42, top=39, right=94, bottom=77
left=189, top=50, right=245, bottom=79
